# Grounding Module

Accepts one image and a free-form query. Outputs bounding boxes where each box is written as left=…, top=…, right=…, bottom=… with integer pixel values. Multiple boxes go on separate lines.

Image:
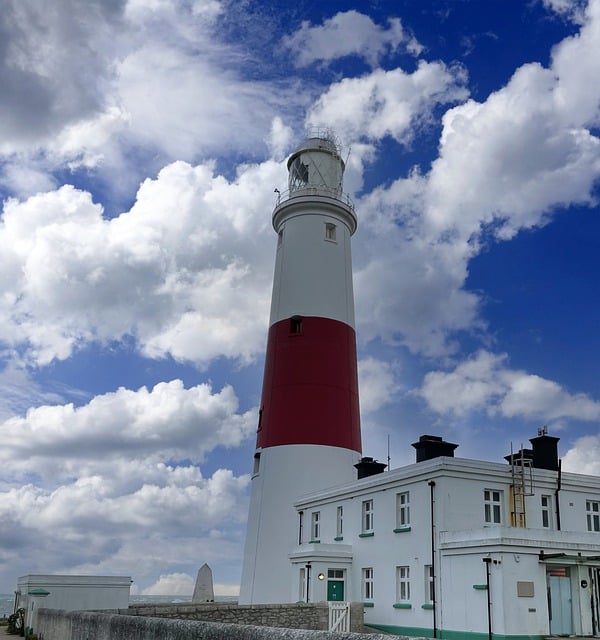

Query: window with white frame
left=299, top=568, right=306, bottom=601
left=362, top=499, right=374, bottom=533
left=587, top=500, right=600, bottom=532
left=396, top=491, right=410, bottom=528
left=396, top=566, right=410, bottom=602
left=311, top=511, right=320, bottom=541
left=425, top=565, right=434, bottom=603
left=325, top=222, right=337, bottom=241
left=541, top=495, right=553, bottom=529
left=484, top=489, right=503, bottom=524
left=336, top=505, right=343, bottom=538
left=362, top=567, right=374, bottom=600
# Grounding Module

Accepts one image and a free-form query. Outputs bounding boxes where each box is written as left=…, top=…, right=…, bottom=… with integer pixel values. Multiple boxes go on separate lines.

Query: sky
left=1, top=0, right=600, bottom=596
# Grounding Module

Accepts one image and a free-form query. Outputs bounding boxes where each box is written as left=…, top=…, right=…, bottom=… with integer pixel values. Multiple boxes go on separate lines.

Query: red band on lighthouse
left=257, top=315, right=362, bottom=452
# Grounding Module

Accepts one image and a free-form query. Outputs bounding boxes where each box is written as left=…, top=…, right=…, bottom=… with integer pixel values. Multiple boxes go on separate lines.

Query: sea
left=0, top=594, right=237, bottom=618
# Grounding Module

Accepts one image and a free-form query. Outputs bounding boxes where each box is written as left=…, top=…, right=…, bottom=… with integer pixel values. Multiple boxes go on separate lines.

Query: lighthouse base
left=239, top=443, right=360, bottom=605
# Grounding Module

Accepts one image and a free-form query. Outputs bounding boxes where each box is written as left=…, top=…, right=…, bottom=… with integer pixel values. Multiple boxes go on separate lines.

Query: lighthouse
left=239, top=129, right=362, bottom=604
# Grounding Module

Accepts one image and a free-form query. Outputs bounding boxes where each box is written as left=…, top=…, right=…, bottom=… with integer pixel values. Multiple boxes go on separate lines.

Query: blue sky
left=1, top=0, right=600, bottom=596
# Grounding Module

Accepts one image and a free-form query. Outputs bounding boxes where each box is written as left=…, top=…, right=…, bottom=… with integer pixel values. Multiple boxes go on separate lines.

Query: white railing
left=328, top=601, right=350, bottom=632
left=274, top=187, right=355, bottom=211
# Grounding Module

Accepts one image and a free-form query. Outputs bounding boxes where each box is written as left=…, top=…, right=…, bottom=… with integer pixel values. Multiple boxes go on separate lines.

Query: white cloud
left=345, top=2, right=600, bottom=357
left=282, top=11, right=421, bottom=68
left=423, top=1, right=600, bottom=243
left=0, top=379, right=253, bottom=591
left=358, top=357, right=400, bottom=414
left=543, top=0, right=588, bottom=23
left=0, top=379, right=256, bottom=482
left=142, top=573, right=195, bottom=596
left=267, top=117, right=294, bottom=161
left=308, top=61, right=468, bottom=146
left=0, top=0, right=302, bottom=199
left=0, top=0, right=124, bottom=155
left=0, top=467, right=249, bottom=592
left=0, top=158, right=285, bottom=366
left=417, top=350, right=600, bottom=423
left=0, top=361, right=68, bottom=422
left=563, top=435, right=600, bottom=474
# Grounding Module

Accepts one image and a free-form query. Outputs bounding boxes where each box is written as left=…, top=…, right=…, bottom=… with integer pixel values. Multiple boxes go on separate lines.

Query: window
left=425, top=565, right=434, bottom=603
left=290, top=157, right=309, bottom=190
left=298, top=511, right=304, bottom=544
left=290, top=316, right=303, bottom=334
left=587, top=500, right=600, bottom=532
left=396, top=492, right=410, bottom=528
left=336, top=506, right=343, bottom=538
left=299, top=568, right=306, bottom=601
left=311, top=511, right=320, bottom=541
left=325, top=223, right=337, bottom=241
left=277, top=229, right=283, bottom=248
left=541, top=495, right=553, bottom=529
left=396, top=566, right=410, bottom=602
left=252, top=452, right=261, bottom=475
left=484, top=489, right=503, bottom=524
left=362, top=499, right=374, bottom=533
left=362, top=567, right=374, bottom=600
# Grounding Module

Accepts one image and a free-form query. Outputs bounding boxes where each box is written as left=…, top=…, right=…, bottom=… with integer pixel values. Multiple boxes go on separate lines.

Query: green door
left=327, top=580, right=344, bottom=601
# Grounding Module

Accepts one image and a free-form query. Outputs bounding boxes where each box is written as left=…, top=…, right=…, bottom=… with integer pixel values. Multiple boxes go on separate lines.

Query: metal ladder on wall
left=510, top=445, right=533, bottom=527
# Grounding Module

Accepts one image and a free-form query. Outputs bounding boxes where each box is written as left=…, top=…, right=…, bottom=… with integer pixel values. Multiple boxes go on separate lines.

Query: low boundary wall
left=125, top=601, right=361, bottom=631
left=36, top=609, right=407, bottom=640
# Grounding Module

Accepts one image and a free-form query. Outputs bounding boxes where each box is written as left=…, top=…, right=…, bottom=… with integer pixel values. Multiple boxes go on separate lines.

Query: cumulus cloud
left=308, top=61, right=468, bottom=146
left=0, top=0, right=125, bottom=154
left=417, top=350, right=600, bottom=423
left=282, top=11, right=421, bottom=68
left=0, top=158, right=285, bottom=366
left=0, top=379, right=256, bottom=483
left=0, top=467, right=249, bottom=591
left=423, top=0, right=600, bottom=242
left=563, top=435, right=600, bottom=474
left=0, top=380, right=253, bottom=590
left=358, top=357, right=401, bottom=414
left=142, top=573, right=195, bottom=596
left=345, top=1, right=600, bottom=355
left=0, top=0, right=302, bottom=198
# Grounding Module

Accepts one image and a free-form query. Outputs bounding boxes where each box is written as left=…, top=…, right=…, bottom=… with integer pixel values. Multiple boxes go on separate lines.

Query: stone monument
left=192, top=563, right=214, bottom=603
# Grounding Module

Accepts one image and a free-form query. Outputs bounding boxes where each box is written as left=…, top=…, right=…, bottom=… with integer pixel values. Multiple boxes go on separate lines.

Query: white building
left=16, top=574, right=131, bottom=632
left=290, top=433, right=600, bottom=638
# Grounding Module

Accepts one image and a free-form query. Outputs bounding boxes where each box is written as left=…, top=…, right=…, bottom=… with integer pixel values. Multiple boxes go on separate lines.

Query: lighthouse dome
left=287, top=128, right=345, bottom=198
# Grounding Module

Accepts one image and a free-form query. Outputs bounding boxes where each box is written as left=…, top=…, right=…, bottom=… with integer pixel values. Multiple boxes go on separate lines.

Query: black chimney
left=355, top=457, right=387, bottom=479
left=412, top=435, right=458, bottom=463
left=530, top=433, right=560, bottom=471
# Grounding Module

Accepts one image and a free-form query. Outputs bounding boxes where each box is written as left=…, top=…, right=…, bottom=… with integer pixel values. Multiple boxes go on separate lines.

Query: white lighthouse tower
left=239, top=129, right=362, bottom=604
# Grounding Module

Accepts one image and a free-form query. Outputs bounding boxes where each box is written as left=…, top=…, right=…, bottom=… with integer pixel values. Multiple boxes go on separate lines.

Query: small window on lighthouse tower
left=253, top=452, right=261, bottom=476
left=290, top=316, right=303, bottom=335
left=325, top=223, right=337, bottom=241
